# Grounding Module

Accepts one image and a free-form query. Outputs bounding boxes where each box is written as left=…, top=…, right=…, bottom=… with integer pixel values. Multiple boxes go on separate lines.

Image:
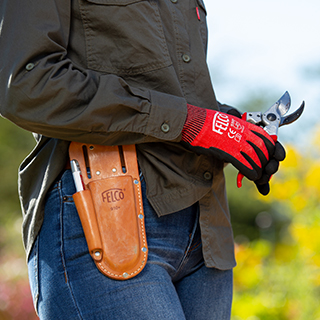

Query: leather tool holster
left=69, top=142, right=148, bottom=280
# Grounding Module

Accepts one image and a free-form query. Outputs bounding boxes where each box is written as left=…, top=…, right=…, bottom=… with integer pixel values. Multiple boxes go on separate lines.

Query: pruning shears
left=237, top=91, right=305, bottom=188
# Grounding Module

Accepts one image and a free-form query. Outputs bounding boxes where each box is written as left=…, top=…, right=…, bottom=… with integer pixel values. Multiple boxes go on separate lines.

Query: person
left=0, top=0, right=285, bottom=319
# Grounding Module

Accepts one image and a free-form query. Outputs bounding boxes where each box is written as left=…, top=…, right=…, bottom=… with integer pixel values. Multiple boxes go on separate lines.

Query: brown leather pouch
left=69, top=142, right=148, bottom=280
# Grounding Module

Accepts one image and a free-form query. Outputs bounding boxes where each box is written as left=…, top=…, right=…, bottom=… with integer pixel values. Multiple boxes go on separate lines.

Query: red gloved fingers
left=182, top=105, right=276, bottom=181
left=191, top=112, right=273, bottom=168
left=255, top=182, right=270, bottom=196
left=254, top=143, right=286, bottom=183
left=273, top=141, right=286, bottom=162
left=254, top=141, right=286, bottom=195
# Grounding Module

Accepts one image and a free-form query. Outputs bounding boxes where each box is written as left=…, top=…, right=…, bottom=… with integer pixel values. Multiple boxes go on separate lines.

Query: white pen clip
left=70, top=159, right=85, bottom=192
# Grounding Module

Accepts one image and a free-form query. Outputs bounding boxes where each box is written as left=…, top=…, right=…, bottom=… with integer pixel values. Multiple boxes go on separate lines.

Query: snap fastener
left=203, top=171, right=212, bottom=180
left=26, top=63, right=35, bottom=71
left=182, top=54, right=191, bottom=63
left=161, top=123, right=170, bottom=133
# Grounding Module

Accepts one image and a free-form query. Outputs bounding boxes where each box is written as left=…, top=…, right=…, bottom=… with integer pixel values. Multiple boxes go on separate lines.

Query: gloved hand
left=220, top=105, right=286, bottom=195
left=253, top=141, right=286, bottom=195
left=181, top=104, right=277, bottom=182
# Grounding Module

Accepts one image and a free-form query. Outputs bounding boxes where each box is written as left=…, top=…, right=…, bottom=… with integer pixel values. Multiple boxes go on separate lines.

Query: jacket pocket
left=79, top=0, right=172, bottom=75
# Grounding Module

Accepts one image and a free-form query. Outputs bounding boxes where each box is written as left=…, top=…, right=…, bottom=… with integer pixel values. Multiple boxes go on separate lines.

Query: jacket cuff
left=145, top=90, right=188, bottom=141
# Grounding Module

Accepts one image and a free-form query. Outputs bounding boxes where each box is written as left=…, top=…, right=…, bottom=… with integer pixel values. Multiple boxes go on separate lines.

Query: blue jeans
left=28, top=170, right=233, bottom=319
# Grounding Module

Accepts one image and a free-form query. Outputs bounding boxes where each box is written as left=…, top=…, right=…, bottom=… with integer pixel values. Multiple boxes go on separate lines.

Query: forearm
left=0, top=0, right=187, bottom=145
left=1, top=66, right=187, bottom=145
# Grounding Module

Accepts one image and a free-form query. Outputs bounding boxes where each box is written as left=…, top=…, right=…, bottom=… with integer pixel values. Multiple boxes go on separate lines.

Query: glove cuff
left=181, top=104, right=207, bottom=143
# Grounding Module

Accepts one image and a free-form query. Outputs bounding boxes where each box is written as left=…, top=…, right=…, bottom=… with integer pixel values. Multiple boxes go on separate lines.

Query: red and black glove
left=220, top=106, right=286, bottom=195
left=181, top=104, right=278, bottom=182
left=252, top=141, right=285, bottom=195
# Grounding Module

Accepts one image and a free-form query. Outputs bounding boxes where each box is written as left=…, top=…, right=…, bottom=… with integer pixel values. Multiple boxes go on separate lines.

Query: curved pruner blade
left=277, top=91, right=291, bottom=117
left=280, top=101, right=305, bottom=127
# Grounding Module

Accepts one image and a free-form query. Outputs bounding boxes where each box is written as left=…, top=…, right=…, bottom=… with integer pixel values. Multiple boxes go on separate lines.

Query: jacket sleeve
left=0, top=0, right=187, bottom=146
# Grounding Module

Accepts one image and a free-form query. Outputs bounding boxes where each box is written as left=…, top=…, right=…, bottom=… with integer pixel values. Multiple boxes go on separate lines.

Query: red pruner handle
left=271, top=135, right=277, bottom=142
left=237, top=173, right=244, bottom=188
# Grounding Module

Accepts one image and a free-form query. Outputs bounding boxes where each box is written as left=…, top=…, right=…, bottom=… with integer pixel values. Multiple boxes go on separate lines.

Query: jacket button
left=26, top=63, right=35, bottom=71
left=161, top=123, right=170, bottom=133
left=182, top=54, right=191, bottom=63
left=203, top=171, right=212, bottom=180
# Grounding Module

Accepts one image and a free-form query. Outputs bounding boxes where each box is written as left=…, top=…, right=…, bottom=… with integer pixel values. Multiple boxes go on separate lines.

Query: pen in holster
left=70, top=159, right=85, bottom=192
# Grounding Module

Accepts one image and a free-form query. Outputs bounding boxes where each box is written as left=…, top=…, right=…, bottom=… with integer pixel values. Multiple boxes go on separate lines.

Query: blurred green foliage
left=228, top=137, right=320, bottom=319
left=0, top=116, right=37, bottom=319
left=0, top=117, right=35, bottom=221
left=0, top=117, right=35, bottom=253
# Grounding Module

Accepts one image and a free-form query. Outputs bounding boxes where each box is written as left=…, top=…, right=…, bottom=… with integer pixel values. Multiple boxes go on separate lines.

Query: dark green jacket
left=0, top=0, right=236, bottom=269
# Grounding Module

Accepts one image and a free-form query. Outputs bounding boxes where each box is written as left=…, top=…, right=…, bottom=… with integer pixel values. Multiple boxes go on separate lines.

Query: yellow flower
left=305, top=163, right=320, bottom=193
left=281, top=145, right=301, bottom=169
left=289, top=193, right=309, bottom=213
left=290, top=223, right=320, bottom=260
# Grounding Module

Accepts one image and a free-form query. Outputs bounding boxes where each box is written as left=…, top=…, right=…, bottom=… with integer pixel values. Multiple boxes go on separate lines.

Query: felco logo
left=212, top=112, right=229, bottom=135
left=212, top=112, right=244, bottom=143
left=102, top=188, right=125, bottom=203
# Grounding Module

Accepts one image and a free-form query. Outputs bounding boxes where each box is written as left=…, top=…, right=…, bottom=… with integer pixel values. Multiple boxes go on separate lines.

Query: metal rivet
left=122, top=272, right=129, bottom=278
left=182, top=54, right=191, bottom=63
left=112, top=168, right=117, bottom=173
left=267, top=113, right=277, bottom=121
left=96, top=171, right=101, bottom=175
left=89, top=146, right=94, bottom=150
left=203, top=171, right=212, bottom=180
left=142, top=247, right=147, bottom=253
left=171, top=0, right=178, bottom=3
left=26, top=63, right=35, bottom=71
left=138, top=214, right=144, bottom=219
left=161, top=123, right=170, bottom=133
left=94, top=251, right=101, bottom=257
left=134, top=180, right=139, bottom=185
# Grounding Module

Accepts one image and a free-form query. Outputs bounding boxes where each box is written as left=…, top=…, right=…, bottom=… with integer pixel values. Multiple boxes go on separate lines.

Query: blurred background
left=0, top=1, right=319, bottom=319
